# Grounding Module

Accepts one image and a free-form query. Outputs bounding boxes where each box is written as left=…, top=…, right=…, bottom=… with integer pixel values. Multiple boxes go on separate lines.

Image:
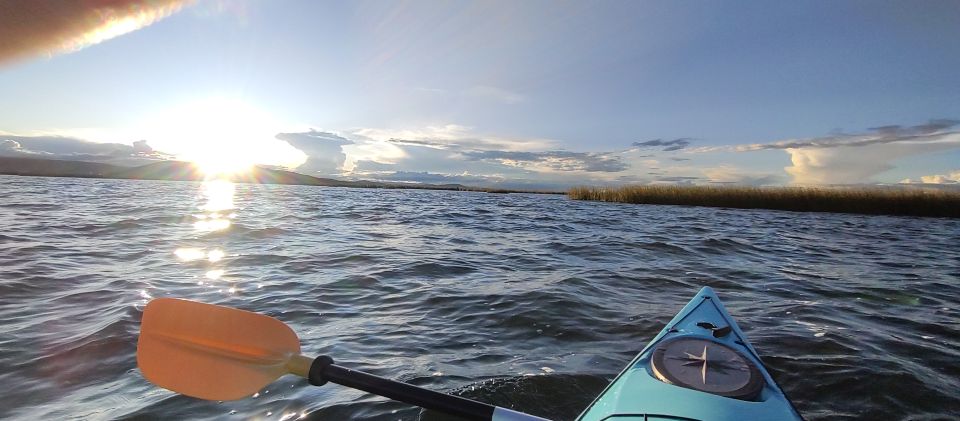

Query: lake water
left=1, top=175, right=958, bottom=420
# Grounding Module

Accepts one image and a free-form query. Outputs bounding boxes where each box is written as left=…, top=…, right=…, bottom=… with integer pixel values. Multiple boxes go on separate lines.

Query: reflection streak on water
left=176, top=180, right=238, bottom=293
left=193, top=180, right=234, bottom=232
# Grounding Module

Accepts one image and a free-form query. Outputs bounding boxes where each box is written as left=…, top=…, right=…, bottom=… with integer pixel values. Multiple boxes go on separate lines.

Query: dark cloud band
left=632, top=138, right=692, bottom=151
left=742, top=119, right=959, bottom=151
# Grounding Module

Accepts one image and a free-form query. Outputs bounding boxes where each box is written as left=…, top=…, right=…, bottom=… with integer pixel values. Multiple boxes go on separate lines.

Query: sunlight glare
left=199, top=180, right=235, bottom=212
left=207, top=249, right=225, bottom=262
left=141, top=97, right=307, bottom=175
left=174, top=248, right=205, bottom=261
left=193, top=180, right=235, bottom=232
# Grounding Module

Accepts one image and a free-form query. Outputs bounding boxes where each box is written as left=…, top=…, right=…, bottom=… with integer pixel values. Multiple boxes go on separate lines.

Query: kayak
left=576, top=286, right=803, bottom=421
left=137, top=287, right=802, bottom=421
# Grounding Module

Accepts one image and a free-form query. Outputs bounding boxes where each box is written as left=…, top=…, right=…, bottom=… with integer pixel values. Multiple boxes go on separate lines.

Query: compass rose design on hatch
left=651, top=336, right=765, bottom=400
left=673, top=344, right=747, bottom=385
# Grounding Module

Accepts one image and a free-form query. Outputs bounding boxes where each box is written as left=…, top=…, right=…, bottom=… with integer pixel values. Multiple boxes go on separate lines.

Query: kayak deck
left=576, top=287, right=802, bottom=421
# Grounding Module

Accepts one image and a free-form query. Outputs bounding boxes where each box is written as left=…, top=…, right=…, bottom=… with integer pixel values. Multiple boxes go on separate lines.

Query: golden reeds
left=568, top=185, right=960, bottom=217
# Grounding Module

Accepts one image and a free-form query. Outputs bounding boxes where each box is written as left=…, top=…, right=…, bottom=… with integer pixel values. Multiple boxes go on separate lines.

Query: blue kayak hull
left=577, top=287, right=803, bottom=421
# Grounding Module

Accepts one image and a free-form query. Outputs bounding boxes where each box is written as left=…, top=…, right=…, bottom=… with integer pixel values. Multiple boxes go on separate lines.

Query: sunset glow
left=142, top=98, right=307, bottom=176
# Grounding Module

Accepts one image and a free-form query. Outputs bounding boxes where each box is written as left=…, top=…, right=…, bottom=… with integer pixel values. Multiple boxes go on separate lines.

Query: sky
left=1, top=0, right=959, bottom=189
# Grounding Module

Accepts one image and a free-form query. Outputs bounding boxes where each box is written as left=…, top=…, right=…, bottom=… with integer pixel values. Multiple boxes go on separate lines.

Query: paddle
left=137, top=298, right=549, bottom=421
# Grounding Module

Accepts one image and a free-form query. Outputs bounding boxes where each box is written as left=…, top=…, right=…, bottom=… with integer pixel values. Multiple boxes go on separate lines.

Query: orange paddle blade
left=137, top=298, right=301, bottom=400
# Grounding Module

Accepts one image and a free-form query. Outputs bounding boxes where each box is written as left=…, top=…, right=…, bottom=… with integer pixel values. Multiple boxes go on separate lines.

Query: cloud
left=669, top=157, right=691, bottom=161
left=359, top=124, right=553, bottom=151
left=0, top=135, right=167, bottom=164
left=276, top=130, right=353, bottom=175
left=462, top=150, right=629, bottom=172
left=0, top=0, right=189, bottom=65
left=321, top=123, right=645, bottom=189
left=341, top=139, right=407, bottom=172
left=132, top=140, right=154, bottom=154
left=708, top=119, right=960, bottom=185
left=901, top=170, right=960, bottom=185
left=702, top=166, right=782, bottom=186
left=463, top=86, right=526, bottom=104
left=341, top=124, right=632, bottom=175
left=784, top=137, right=960, bottom=184
left=1, top=139, right=29, bottom=154
left=738, top=119, right=959, bottom=151
left=652, top=176, right=700, bottom=184
left=367, top=171, right=498, bottom=185
left=632, top=138, right=692, bottom=151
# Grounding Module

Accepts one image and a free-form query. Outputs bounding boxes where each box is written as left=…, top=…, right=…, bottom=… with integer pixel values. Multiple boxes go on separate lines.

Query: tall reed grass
left=568, top=185, right=960, bottom=217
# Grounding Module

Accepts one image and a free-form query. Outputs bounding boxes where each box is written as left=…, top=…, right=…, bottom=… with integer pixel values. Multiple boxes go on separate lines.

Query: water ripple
left=0, top=175, right=958, bottom=420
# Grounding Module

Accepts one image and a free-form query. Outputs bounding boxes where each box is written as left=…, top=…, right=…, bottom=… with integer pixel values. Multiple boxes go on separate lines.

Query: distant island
left=569, top=185, right=960, bottom=218
left=0, top=156, right=552, bottom=194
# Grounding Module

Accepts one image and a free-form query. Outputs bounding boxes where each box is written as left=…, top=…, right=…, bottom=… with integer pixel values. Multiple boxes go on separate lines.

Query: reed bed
left=568, top=185, right=960, bottom=217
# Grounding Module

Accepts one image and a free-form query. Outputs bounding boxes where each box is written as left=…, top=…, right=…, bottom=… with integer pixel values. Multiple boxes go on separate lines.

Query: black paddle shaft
left=308, top=355, right=495, bottom=421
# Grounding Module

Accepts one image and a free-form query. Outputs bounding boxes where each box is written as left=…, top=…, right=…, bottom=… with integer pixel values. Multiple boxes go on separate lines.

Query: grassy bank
left=568, top=185, right=960, bottom=217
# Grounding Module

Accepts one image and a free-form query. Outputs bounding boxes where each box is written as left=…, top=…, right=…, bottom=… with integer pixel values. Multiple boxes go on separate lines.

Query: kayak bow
left=577, top=286, right=803, bottom=421
left=137, top=287, right=800, bottom=421
left=578, top=287, right=802, bottom=421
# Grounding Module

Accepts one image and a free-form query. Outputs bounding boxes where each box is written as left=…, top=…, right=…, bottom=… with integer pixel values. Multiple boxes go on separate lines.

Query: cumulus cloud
left=275, top=130, right=352, bottom=175
left=784, top=136, right=960, bottom=184
left=901, top=170, right=960, bottom=185
left=714, top=119, right=960, bottom=185
left=632, top=138, right=692, bottom=151
left=342, top=140, right=407, bottom=172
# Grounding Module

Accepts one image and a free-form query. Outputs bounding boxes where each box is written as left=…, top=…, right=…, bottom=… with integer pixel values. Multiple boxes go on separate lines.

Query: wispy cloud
left=360, top=124, right=553, bottom=152
left=463, top=86, right=526, bottom=104
left=702, top=166, right=782, bottom=186
left=737, top=119, right=959, bottom=151
left=652, top=176, right=700, bottom=184
left=366, top=171, right=500, bottom=185
left=462, top=150, right=628, bottom=173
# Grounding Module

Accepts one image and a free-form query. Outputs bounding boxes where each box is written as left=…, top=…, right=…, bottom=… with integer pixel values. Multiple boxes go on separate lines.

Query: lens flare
left=0, top=0, right=190, bottom=65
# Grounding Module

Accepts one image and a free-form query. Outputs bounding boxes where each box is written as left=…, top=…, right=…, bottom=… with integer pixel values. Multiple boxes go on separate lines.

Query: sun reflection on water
left=173, top=180, right=242, bottom=296
left=174, top=247, right=205, bottom=261
left=193, top=179, right=236, bottom=232
left=206, top=249, right=225, bottom=262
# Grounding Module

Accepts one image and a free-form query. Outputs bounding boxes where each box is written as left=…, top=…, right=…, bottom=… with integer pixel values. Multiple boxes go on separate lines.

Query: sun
left=141, top=97, right=307, bottom=176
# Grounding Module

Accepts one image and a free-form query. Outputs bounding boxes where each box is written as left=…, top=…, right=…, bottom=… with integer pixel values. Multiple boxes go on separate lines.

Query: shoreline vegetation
left=568, top=185, right=960, bottom=218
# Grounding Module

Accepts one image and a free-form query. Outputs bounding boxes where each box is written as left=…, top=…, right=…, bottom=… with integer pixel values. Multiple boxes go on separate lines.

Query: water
left=1, top=175, right=958, bottom=420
